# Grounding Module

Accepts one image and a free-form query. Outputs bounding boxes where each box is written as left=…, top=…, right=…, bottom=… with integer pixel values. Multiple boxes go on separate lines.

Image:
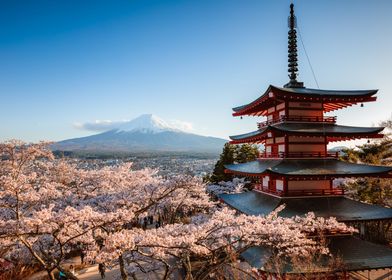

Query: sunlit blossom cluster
left=0, top=141, right=355, bottom=280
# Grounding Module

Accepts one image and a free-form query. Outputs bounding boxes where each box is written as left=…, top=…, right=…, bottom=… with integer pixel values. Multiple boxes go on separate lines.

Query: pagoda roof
left=241, top=236, right=392, bottom=273
left=224, top=159, right=392, bottom=178
left=229, top=123, right=384, bottom=144
left=233, top=85, right=378, bottom=116
left=219, top=190, right=392, bottom=222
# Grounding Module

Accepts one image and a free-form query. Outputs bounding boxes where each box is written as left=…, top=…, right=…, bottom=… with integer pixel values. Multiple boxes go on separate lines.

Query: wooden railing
left=258, top=115, right=336, bottom=128
left=284, top=188, right=344, bottom=196
left=260, top=151, right=339, bottom=158
left=257, top=185, right=344, bottom=197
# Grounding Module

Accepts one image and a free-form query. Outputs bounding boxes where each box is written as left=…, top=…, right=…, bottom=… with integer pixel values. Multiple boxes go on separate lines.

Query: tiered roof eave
left=241, top=236, right=392, bottom=273
left=224, top=158, right=392, bottom=179
left=229, top=123, right=385, bottom=144
left=219, top=190, right=392, bottom=222
left=223, top=2, right=392, bottom=274
left=232, top=85, right=378, bottom=117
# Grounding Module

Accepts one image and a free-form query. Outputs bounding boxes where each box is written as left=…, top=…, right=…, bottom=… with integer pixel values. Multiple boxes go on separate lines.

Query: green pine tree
left=235, top=143, right=260, bottom=163
left=207, top=143, right=259, bottom=183
left=341, top=116, right=392, bottom=207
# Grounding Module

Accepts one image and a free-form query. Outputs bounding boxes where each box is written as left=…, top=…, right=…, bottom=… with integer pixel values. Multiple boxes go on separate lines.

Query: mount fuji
left=52, top=114, right=227, bottom=154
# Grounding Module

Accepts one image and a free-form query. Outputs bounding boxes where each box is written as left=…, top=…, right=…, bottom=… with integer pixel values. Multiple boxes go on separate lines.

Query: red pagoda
left=220, top=3, right=392, bottom=278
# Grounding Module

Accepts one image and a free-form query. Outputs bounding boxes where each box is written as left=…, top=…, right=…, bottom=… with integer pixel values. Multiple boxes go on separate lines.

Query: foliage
left=207, top=143, right=259, bottom=183
left=0, top=140, right=355, bottom=280
left=97, top=208, right=354, bottom=280
left=206, top=178, right=248, bottom=197
left=340, top=138, right=392, bottom=207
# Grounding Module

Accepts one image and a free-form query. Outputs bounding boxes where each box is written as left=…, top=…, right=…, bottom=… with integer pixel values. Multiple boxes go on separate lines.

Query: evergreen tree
left=236, top=143, right=260, bottom=163
left=341, top=117, right=392, bottom=207
left=207, top=143, right=259, bottom=183
left=209, top=143, right=236, bottom=183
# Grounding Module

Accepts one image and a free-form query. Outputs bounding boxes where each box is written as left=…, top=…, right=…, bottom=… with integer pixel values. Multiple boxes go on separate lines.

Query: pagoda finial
left=284, top=3, right=304, bottom=88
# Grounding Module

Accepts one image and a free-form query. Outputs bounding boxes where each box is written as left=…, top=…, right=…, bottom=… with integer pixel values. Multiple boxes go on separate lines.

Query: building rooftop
left=219, top=191, right=392, bottom=222
left=224, top=159, right=392, bottom=177
left=233, top=85, right=378, bottom=116
left=229, top=123, right=384, bottom=144
left=241, top=236, right=392, bottom=273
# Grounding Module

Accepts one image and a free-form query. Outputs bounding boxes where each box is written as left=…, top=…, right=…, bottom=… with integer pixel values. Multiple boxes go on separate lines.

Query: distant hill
left=52, top=114, right=227, bottom=155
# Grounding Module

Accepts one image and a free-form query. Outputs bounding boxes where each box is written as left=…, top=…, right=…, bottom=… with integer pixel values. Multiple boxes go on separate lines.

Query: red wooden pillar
left=283, top=176, right=288, bottom=196
left=284, top=134, right=289, bottom=157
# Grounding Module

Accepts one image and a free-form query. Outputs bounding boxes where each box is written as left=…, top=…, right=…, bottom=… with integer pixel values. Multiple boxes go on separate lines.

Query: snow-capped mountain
left=115, top=114, right=181, bottom=134
left=52, top=114, right=227, bottom=154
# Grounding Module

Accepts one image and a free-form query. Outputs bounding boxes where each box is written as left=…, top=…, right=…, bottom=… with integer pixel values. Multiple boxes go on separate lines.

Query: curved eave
left=232, top=85, right=378, bottom=117
left=229, top=128, right=268, bottom=144
left=220, top=191, right=392, bottom=222
left=229, top=125, right=385, bottom=144
left=272, top=124, right=385, bottom=138
left=224, top=159, right=282, bottom=176
left=274, top=86, right=378, bottom=97
left=241, top=236, right=392, bottom=272
left=232, top=85, right=274, bottom=117
left=225, top=159, right=392, bottom=178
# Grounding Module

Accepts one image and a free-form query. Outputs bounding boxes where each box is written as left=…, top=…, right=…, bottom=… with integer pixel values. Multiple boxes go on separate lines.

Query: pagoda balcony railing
left=257, top=185, right=345, bottom=197
left=260, top=151, right=339, bottom=158
left=258, top=115, right=337, bottom=128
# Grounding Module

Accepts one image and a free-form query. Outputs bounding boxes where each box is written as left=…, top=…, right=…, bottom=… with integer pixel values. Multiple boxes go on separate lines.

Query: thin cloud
left=73, top=120, right=128, bottom=132
left=167, top=119, right=194, bottom=132
left=73, top=117, right=195, bottom=133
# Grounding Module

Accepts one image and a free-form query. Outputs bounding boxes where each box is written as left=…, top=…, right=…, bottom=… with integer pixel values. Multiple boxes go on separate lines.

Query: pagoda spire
left=284, top=3, right=304, bottom=88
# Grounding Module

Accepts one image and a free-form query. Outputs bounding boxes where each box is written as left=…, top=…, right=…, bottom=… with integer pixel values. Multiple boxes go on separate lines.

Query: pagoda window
left=266, top=146, right=272, bottom=154
left=262, top=176, right=269, bottom=188
left=279, top=110, right=286, bottom=117
left=278, top=144, right=285, bottom=153
left=276, top=180, right=284, bottom=191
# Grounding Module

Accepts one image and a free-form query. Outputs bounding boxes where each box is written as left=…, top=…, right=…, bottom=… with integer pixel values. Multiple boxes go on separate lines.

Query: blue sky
left=1, top=0, right=392, bottom=145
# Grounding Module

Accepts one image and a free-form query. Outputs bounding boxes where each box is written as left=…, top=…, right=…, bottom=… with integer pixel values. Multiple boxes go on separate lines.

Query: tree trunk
left=46, top=270, right=56, bottom=280
left=119, top=254, right=129, bottom=280
left=183, top=255, right=194, bottom=280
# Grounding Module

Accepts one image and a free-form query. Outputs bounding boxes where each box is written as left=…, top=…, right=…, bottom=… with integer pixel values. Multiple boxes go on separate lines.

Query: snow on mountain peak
left=116, top=114, right=181, bottom=134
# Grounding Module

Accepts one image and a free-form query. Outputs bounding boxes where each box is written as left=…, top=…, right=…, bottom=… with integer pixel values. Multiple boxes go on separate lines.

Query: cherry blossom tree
left=86, top=168, right=214, bottom=279
left=0, top=141, right=355, bottom=280
left=0, top=141, right=213, bottom=279
left=97, top=207, right=354, bottom=280
left=206, top=177, right=248, bottom=197
left=0, top=140, right=133, bottom=279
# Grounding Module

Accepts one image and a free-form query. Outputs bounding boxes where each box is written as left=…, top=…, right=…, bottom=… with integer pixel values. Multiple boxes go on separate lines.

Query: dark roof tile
left=219, top=191, right=392, bottom=222
left=229, top=123, right=384, bottom=141
left=241, top=236, right=392, bottom=272
left=225, top=159, right=392, bottom=176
